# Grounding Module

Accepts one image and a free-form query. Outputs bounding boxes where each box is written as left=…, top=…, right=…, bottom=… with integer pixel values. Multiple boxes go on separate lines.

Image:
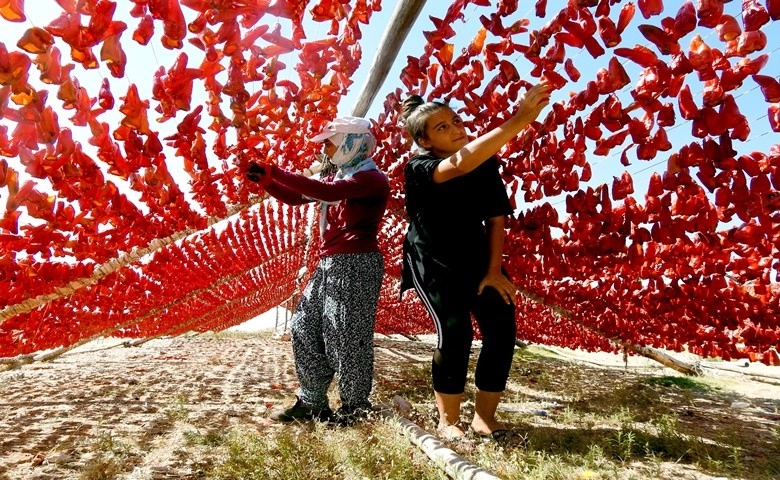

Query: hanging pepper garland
left=0, top=0, right=778, bottom=365
left=371, top=0, right=779, bottom=364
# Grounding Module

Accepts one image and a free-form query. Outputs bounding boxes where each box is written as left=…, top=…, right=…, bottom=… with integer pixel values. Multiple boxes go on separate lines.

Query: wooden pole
left=517, top=288, right=701, bottom=376
left=378, top=401, right=501, bottom=480
left=350, top=0, right=428, bottom=117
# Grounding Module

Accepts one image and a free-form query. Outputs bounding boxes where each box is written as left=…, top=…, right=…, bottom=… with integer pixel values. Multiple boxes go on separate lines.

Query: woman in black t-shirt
left=400, top=82, right=551, bottom=442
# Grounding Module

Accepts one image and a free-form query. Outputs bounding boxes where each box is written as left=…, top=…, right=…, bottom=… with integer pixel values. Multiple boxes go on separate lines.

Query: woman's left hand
left=247, top=162, right=273, bottom=185
left=478, top=271, right=517, bottom=305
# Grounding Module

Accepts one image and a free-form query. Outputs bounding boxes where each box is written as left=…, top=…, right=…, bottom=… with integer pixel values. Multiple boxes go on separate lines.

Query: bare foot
left=470, top=416, right=506, bottom=436
left=437, top=422, right=465, bottom=440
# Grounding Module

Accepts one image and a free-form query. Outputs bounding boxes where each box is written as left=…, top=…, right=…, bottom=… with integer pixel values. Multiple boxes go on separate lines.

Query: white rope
left=0, top=196, right=265, bottom=326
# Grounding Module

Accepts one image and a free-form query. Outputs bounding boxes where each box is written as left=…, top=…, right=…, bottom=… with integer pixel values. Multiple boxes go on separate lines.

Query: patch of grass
left=374, top=346, right=778, bottom=480
left=583, top=443, right=610, bottom=470
left=166, top=393, right=191, bottom=421
left=642, top=413, right=695, bottom=459
left=644, top=376, right=714, bottom=392
left=212, top=427, right=338, bottom=480
left=513, top=347, right=558, bottom=363
left=606, top=429, right=637, bottom=463
left=63, top=338, right=778, bottom=480
left=610, top=406, right=634, bottom=427
left=345, top=420, right=447, bottom=479
left=527, top=427, right=609, bottom=456
left=373, top=362, right=431, bottom=405
left=184, top=428, right=228, bottom=447
left=79, top=457, right=122, bottom=480
left=481, top=448, right=615, bottom=480
left=137, top=415, right=175, bottom=450
left=208, top=420, right=445, bottom=480
left=612, top=383, right=664, bottom=414
left=91, top=432, right=132, bottom=457
left=78, top=433, right=134, bottom=480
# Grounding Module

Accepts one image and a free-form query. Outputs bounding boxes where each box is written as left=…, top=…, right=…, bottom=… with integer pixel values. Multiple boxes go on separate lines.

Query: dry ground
left=1, top=332, right=778, bottom=479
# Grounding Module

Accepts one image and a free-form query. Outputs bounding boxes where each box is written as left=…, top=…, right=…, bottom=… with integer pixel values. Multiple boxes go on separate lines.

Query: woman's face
left=323, top=138, right=338, bottom=158
left=418, top=107, right=469, bottom=158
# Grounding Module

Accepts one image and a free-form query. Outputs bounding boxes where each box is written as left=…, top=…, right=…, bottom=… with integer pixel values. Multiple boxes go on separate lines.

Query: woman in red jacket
left=400, top=82, right=551, bottom=443
left=246, top=117, right=389, bottom=426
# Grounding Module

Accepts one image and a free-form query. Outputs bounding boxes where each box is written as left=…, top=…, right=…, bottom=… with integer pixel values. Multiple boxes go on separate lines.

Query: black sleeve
left=405, top=154, right=441, bottom=189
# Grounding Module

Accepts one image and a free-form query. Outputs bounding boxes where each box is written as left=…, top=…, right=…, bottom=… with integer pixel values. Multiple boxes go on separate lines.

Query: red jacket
left=263, top=165, right=390, bottom=257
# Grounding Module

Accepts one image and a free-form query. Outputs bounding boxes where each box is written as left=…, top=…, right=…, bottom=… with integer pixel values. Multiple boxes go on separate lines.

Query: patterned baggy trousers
left=291, top=252, right=384, bottom=410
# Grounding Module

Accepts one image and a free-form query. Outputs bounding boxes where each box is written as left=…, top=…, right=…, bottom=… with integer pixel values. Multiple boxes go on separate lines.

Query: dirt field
left=1, top=332, right=778, bottom=479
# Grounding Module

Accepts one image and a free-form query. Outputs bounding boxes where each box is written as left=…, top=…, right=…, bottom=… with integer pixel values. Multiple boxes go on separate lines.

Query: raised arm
left=263, top=180, right=313, bottom=205
left=271, top=166, right=388, bottom=203
left=433, top=82, right=551, bottom=183
left=245, top=162, right=312, bottom=205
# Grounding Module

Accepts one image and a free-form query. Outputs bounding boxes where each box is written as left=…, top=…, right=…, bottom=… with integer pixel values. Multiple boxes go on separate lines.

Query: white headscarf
left=309, top=117, right=380, bottom=237
left=318, top=132, right=379, bottom=235
left=329, top=132, right=377, bottom=167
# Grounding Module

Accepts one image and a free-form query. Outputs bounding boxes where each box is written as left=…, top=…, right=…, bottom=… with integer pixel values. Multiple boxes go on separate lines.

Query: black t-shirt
left=401, top=153, right=513, bottom=292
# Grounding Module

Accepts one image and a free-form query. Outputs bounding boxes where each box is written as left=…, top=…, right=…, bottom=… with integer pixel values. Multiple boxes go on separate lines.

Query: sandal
left=474, top=428, right=526, bottom=447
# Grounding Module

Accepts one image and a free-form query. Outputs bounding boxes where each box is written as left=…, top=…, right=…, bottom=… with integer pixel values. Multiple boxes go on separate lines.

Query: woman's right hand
left=516, top=82, right=552, bottom=124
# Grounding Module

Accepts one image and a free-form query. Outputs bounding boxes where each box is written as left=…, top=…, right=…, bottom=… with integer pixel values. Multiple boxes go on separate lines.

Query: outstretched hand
left=516, top=81, right=552, bottom=124
left=246, top=162, right=273, bottom=186
left=478, top=270, right=517, bottom=305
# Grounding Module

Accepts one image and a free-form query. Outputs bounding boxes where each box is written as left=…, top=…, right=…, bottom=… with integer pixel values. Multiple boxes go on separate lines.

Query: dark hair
left=400, top=95, right=448, bottom=146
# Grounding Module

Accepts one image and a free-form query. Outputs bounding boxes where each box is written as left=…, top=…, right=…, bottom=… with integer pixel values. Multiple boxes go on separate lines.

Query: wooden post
left=517, top=288, right=701, bottom=376
left=350, top=0, right=428, bottom=117
left=377, top=401, right=501, bottom=480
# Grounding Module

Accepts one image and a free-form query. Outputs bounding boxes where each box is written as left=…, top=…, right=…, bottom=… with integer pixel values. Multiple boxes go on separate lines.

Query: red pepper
left=638, top=0, right=664, bottom=19
left=0, top=0, right=25, bottom=21
left=742, top=0, right=770, bottom=31
left=768, top=0, right=780, bottom=19
left=697, top=0, right=725, bottom=28
left=678, top=84, right=700, bottom=120
left=638, top=24, right=680, bottom=55
left=716, top=15, right=741, bottom=41
left=751, top=75, right=780, bottom=103
left=673, top=1, right=697, bottom=38
left=616, top=2, right=636, bottom=34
